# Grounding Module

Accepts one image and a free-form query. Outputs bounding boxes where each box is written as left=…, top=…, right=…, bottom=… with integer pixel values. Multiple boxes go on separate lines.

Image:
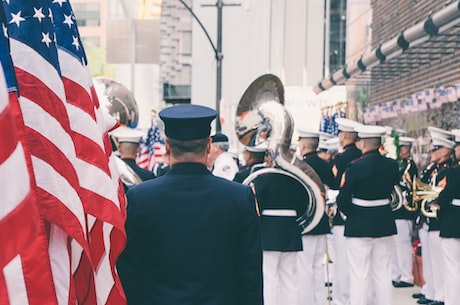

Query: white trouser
left=331, top=225, right=349, bottom=305
left=391, top=219, right=414, bottom=283
left=297, top=234, right=326, bottom=305
left=263, top=251, right=298, bottom=305
left=346, top=236, right=393, bottom=305
left=441, top=238, right=460, bottom=305
left=419, top=225, right=434, bottom=300
left=428, top=231, right=445, bottom=302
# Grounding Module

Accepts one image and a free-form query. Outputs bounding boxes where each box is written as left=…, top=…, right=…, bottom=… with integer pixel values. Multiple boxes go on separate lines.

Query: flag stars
left=72, top=36, right=80, bottom=51
left=33, top=7, right=46, bottom=23
left=41, top=32, right=52, bottom=47
left=2, top=24, right=8, bottom=39
left=63, top=14, right=73, bottom=28
left=52, top=0, right=67, bottom=7
left=9, top=11, right=25, bottom=27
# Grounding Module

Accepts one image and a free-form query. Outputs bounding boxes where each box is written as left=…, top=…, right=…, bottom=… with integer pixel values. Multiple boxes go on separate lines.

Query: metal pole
left=216, top=0, right=223, bottom=132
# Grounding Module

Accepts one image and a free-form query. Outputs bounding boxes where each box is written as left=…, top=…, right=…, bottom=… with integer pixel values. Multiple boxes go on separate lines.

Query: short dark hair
left=168, top=137, right=209, bottom=157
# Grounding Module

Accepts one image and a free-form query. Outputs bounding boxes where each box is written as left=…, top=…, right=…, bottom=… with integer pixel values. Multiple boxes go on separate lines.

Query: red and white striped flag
left=1, top=0, right=126, bottom=304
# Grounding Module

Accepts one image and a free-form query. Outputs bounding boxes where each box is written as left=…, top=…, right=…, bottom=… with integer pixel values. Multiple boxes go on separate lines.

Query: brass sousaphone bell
left=93, top=77, right=143, bottom=187
left=235, top=74, right=325, bottom=233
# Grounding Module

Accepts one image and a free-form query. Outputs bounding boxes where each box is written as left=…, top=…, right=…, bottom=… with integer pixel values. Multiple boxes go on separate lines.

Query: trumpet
left=411, top=176, right=443, bottom=218
left=400, top=161, right=419, bottom=212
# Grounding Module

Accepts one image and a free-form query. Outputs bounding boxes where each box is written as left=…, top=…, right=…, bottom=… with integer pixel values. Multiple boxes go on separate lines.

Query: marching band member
left=329, top=118, right=362, bottom=305
left=233, top=143, right=267, bottom=183
left=392, top=136, right=418, bottom=288
left=249, top=156, right=307, bottom=305
left=436, top=129, right=460, bottom=305
left=337, top=124, right=399, bottom=305
left=296, top=129, right=333, bottom=305
left=418, top=127, right=455, bottom=305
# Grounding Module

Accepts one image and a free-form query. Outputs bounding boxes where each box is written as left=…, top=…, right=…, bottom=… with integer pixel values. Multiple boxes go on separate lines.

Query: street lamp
left=178, top=0, right=240, bottom=132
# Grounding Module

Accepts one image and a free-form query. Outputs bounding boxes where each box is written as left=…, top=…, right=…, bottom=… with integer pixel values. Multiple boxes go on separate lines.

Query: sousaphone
left=235, top=74, right=325, bottom=233
left=93, top=77, right=143, bottom=186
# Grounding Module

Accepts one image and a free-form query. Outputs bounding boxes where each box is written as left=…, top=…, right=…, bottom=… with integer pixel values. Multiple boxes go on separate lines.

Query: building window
left=329, top=0, right=347, bottom=74
left=74, top=3, right=101, bottom=27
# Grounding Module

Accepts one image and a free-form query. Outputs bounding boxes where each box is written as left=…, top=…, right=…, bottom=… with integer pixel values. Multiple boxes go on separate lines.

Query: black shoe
left=392, top=281, right=414, bottom=288
left=417, top=297, right=435, bottom=304
left=427, top=302, right=444, bottom=305
left=412, top=293, right=425, bottom=299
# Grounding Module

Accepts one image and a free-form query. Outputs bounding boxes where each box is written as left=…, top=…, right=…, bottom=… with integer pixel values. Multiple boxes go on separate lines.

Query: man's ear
left=206, top=138, right=212, bottom=154
left=165, top=139, right=171, bottom=154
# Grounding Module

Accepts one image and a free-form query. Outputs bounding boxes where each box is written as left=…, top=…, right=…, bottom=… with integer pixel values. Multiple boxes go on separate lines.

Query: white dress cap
left=431, top=135, right=455, bottom=150
left=245, top=142, right=268, bottom=153
left=354, top=125, right=387, bottom=139
left=325, top=137, right=339, bottom=149
left=428, top=126, right=453, bottom=140
left=297, top=129, right=320, bottom=139
left=399, top=136, right=415, bottom=147
left=318, top=140, right=329, bottom=151
left=450, top=129, right=460, bottom=143
left=395, top=128, right=407, bottom=136
left=319, top=131, right=334, bottom=142
left=110, top=126, right=144, bottom=144
left=335, top=118, right=362, bottom=132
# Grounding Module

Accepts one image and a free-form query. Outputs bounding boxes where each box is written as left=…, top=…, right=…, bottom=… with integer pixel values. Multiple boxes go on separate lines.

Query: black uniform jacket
left=330, top=143, right=362, bottom=225
left=122, top=158, right=155, bottom=181
left=427, top=160, right=452, bottom=231
left=438, top=165, right=460, bottom=238
left=393, top=158, right=418, bottom=220
left=303, top=152, right=333, bottom=235
left=252, top=170, right=307, bottom=252
left=337, top=150, right=399, bottom=237
left=117, top=162, right=263, bottom=305
left=233, top=162, right=264, bottom=183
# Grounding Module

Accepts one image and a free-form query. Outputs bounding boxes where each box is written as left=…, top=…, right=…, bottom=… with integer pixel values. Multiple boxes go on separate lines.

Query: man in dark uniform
left=337, top=124, right=399, bottom=305
left=392, top=136, right=418, bottom=288
left=296, top=129, right=333, bottom=305
left=233, top=143, right=267, bottom=183
left=117, top=104, right=263, bottom=305
left=417, top=127, right=455, bottom=305
left=328, top=118, right=362, bottom=305
left=249, top=156, right=308, bottom=305
left=436, top=129, right=460, bottom=305
left=111, top=127, right=155, bottom=191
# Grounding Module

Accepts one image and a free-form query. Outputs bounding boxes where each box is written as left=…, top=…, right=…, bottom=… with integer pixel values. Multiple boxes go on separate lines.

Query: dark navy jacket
left=438, top=165, right=460, bottom=238
left=303, top=152, right=333, bottom=235
left=117, top=162, right=263, bottom=305
left=426, top=160, right=452, bottom=231
left=330, top=143, right=362, bottom=225
left=233, top=162, right=264, bottom=183
left=337, top=150, right=399, bottom=237
left=251, top=170, right=307, bottom=252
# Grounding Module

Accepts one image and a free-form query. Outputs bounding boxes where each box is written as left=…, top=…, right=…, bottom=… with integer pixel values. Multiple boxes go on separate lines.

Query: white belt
left=452, top=199, right=460, bottom=206
left=352, top=198, right=390, bottom=207
left=262, top=209, right=297, bottom=217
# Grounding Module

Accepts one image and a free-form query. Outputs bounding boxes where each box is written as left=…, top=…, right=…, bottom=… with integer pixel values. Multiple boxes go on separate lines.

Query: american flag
left=1, top=0, right=126, bottom=304
left=137, top=119, right=165, bottom=171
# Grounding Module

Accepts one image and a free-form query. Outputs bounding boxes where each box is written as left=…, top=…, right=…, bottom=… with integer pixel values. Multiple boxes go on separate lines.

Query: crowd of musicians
left=113, top=109, right=460, bottom=305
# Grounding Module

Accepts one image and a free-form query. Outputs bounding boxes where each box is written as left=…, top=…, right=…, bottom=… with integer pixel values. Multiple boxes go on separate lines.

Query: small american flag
left=137, top=120, right=165, bottom=171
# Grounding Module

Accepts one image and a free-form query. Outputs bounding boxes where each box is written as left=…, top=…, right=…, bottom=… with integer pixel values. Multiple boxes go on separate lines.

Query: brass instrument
left=390, top=185, right=404, bottom=211
left=93, top=77, right=143, bottom=187
left=235, top=74, right=325, bottom=234
left=400, top=160, right=419, bottom=212
left=412, top=176, right=442, bottom=218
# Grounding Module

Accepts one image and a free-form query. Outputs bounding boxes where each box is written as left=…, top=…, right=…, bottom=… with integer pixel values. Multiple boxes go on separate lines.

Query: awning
left=313, top=0, right=460, bottom=94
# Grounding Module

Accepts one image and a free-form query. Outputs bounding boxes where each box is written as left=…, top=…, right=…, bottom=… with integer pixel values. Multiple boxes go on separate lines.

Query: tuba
left=93, top=77, right=143, bottom=186
left=235, top=74, right=325, bottom=234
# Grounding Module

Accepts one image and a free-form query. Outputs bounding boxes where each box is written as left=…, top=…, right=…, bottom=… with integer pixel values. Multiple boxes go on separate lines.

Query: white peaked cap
left=399, top=136, right=415, bottom=147
left=450, top=129, right=460, bottom=143
left=110, top=126, right=144, bottom=144
left=245, top=142, right=268, bottom=153
left=318, top=140, right=329, bottom=151
left=354, top=125, right=387, bottom=139
left=325, top=137, right=339, bottom=149
left=335, top=118, right=362, bottom=132
left=428, top=126, right=453, bottom=140
left=297, top=129, right=320, bottom=139
left=395, top=128, right=407, bottom=136
left=431, top=135, right=455, bottom=150
left=319, top=132, right=334, bottom=142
